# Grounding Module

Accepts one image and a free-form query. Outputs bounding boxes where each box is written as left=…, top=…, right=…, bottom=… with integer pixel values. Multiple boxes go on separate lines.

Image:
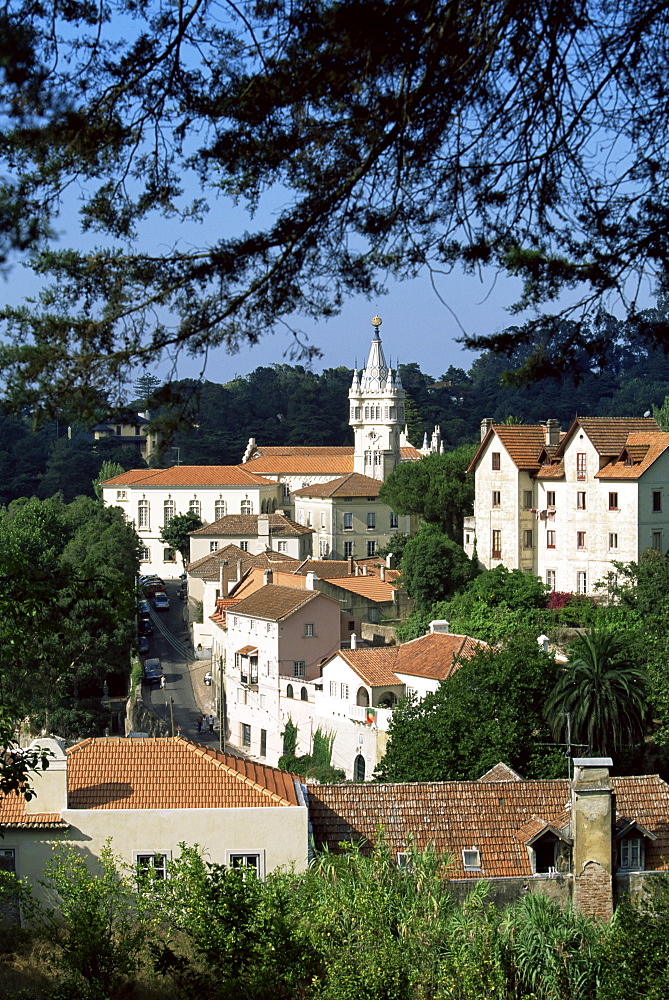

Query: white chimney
left=305, top=571, right=317, bottom=590
left=429, top=620, right=451, bottom=634
left=350, top=633, right=357, bottom=649
left=538, top=634, right=549, bottom=653
left=380, top=566, right=386, bottom=582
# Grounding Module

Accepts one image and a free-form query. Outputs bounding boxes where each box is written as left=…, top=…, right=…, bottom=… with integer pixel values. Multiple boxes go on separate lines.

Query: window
left=620, top=837, right=644, bottom=870
left=523, top=529, right=533, bottom=549
left=210, top=541, right=219, bottom=552
left=136, top=852, right=169, bottom=881
left=609, top=492, right=619, bottom=510
left=366, top=512, right=376, bottom=529
left=577, top=531, right=587, bottom=550
left=491, top=452, right=501, bottom=470
left=609, top=533, right=618, bottom=550
left=240, top=540, right=249, bottom=551
left=364, top=450, right=372, bottom=466
left=304, top=623, right=314, bottom=637
left=343, top=512, right=353, bottom=530
left=237, top=687, right=246, bottom=704
left=367, top=540, right=376, bottom=556
left=163, top=548, right=176, bottom=562
left=652, top=531, right=662, bottom=551
left=576, top=491, right=586, bottom=509
left=282, top=484, right=290, bottom=499
left=260, top=730, right=267, bottom=757
left=462, top=848, right=482, bottom=871
left=214, top=500, right=227, bottom=520
left=547, top=530, right=556, bottom=549
left=189, top=499, right=201, bottom=517
left=259, top=693, right=267, bottom=709
left=546, top=570, right=556, bottom=590
left=293, top=661, right=306, bottom=678
left=163, top=500, right=175, bottom=526
left=227, top=852, right=264, bottom=879
left=320, top=512, right=326, bottom=528
left=116, top=490, right=128, bottom=501
left=277, top=540, right=287, bottom=552
left=139, top=546, right=150, bottom=562
left=137, top=500, right=149, bottom=527
left=523, top=490, right=533, bottom=509
left=344, top=541, right=353, bottom=557
left=653, top=491, right=662, bottom=512
left=240, top=500, right=253, bottom=514
left=319, top=539, right=328, bottom=556
left=241, top=723, right=251, bottom=748
left=354, top=754, right=366, bottom=781
left=286, top=684, right=293, bottom=698
left=329, top=681, right=337, bottom=697
left=341, top=683, right=349, bottom=700
left=546, top=491, right=556, bottom=507
left=300, top=686, right=308, bottom=701
left=576, top=453, right=587, bottom=481
left=577, top=571, right=587, bottom=594
left=492, top=529, right=501, bottom=559
left=390, top=512, right=399, bottom=529
left=492, top=490, right=501, bottom=507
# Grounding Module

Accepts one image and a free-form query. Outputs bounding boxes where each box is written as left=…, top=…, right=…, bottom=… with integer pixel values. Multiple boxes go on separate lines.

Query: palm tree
left=544, top=629, right=649, bottom=755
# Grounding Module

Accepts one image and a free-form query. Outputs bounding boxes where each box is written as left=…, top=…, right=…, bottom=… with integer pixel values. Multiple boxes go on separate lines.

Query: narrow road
left=140, top=581, right=219, bottom=745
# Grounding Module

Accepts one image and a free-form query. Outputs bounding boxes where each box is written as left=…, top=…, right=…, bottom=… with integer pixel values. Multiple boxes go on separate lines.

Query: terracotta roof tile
left=188, top=545, right=300, bottom=580
left=230, top=584, right=326, bottom=621
left=0, top=791, right=67, bottom=828
left=292, top=473, right=383, bottom=498
left=596, top=431, right=669, bottom=480
left=308, top=774, right=669, bottom=879
left=66, top=738, right=301, bottom=809
left=468, top=426, right=547, bottom=473
left=103, top=465, right=277, bottom=487
left=478, top=763, right=524, bottom=782
left=333, top=632, right=487, bottom=686
left=321, top=576, right=396, bottom=602
left=241, top=447, right=353, bottom=475
left=400, top=446, right=422, bottom=460
left=556, top=417, right=660, bottom=458
left=191, top=513, right=312, bottom=537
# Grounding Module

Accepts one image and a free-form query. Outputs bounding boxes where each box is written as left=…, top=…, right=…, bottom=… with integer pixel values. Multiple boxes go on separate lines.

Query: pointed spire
left=361, top=315, right=390, bottom=392
left=350, top=367, right=360, bottom=392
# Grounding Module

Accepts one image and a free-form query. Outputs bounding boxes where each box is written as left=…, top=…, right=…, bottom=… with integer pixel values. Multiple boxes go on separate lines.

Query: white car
left=153, top=591, right=170, bottom=611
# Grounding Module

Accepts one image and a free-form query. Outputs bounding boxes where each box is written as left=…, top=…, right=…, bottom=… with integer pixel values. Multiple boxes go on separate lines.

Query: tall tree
left=379, top=446, right=476, bottom=540
left=400, top=525, right=477, bottom=610
left=2, top=3, right=669, bottom=413
left=160, top=511, right=204, bottom=567
left=544, top=630, right=650, bottom=756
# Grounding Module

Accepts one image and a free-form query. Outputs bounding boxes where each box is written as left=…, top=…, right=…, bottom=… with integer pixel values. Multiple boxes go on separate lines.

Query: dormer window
left=619, top=837, right=644, bottom=870
left=462, top=848, right=482, bottom=871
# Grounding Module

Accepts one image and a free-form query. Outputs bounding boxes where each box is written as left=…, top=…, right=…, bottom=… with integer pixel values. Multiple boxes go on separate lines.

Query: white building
left=189, top=511, right=313, bottom=563
left=101, top=466, right=282, bottom=577
left=464, top=416, right=669, bottom=593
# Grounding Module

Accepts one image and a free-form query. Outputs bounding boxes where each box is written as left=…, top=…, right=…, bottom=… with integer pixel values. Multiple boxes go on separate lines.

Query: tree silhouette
left=544, top=630, right=650, bottom=756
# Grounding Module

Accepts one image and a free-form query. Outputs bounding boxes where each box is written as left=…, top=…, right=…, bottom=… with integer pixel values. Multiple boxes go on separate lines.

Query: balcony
left=347, top=703, right=392, bottom=731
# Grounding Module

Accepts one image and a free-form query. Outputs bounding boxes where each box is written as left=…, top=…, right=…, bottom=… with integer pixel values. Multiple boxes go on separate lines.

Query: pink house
left=224, top=584, right=343, bottom=765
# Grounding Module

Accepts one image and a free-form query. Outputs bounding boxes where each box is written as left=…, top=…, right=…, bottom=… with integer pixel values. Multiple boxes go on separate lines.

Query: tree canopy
left=2, top=1, right=669, bottom=414
left=400, top=525, right=477, bottom=610
left=160, top=510, right=204, bottom=566
left=379, top=446, right=475, bottom=539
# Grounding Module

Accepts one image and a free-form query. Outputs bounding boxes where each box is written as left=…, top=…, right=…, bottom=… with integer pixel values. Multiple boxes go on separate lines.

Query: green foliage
left=379, top=447, right=475, bottom=540
left=401, top=525, right=477, bottom=610
left=36, top=842, right=151, bottom=991
left=377, top=634, right=564, bottom=782
left=279, top=725, right=345, bottom=782
left=92, top=460, right=125, bottom=501
left=281, top=717, right=298, bottom=758
left=159, top=510, right=203, bottom=566
left=545, top=629, right=651, bottom=756
left=597, top=875, right=669, bottom=1000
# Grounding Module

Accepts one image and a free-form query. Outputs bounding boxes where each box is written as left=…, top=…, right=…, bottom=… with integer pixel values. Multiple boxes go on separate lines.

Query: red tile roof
left=292, top=473, right=383, bottom=498
left=555, top=417, right=660, bottom=458
left=309, top=774, right=669, bottom=879
left=66, top=738, right=301, bottom=808
left=241, top=447, right=354, bottom=475
left=320, top=575, right=397, bottom=602
left=596, top=431, right=669, bottom=480
left=0, top=792, right=67, bottom=828
left=468, top=425, right=547, bottom=473
left=332, top=632, right=487, bottom=686
left=103, top=466, right=277, bottom=487
left=230, top=584, right=327, bottom=621
left=191, top=513, right=313, bottom=537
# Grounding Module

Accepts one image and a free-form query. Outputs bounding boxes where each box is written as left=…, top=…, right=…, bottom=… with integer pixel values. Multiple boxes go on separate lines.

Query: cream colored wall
left=293, top=495, right=411, bottom=560
left=470, top=434, right=524, bottom=570
left=189, top=531, right=305, bottom=564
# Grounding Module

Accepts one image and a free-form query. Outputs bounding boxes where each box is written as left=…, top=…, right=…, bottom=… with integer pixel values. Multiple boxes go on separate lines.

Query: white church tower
left=349, top=316, right=406, bottom=480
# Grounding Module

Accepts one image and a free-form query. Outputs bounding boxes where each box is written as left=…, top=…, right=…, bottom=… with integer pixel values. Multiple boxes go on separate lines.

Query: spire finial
left=371, top=315, right=382, bottom=335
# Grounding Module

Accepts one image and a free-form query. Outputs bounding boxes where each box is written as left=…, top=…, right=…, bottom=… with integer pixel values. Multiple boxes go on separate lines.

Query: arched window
left=261, top=498, right=267, bottom=513
left=300, top=687, right=308, bottom=701
left=356, top=687, right=369, bottom=707
left=377, top=691, right=397, bottom=709
left=354, top=754, right=366, bottom=781
left=286, top=684, right=294, bottom=699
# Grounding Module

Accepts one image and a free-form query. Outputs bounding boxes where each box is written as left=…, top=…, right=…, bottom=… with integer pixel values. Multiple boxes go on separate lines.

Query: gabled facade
left=464, top=416, right=669, bottom=593
left=101, top=465, right=282, bottom=576
left=189, top=511, right=313, bottom=563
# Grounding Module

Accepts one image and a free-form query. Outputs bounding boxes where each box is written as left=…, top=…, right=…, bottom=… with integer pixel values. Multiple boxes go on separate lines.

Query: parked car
left=138, top=599, right=151, bottom=616
left=139, top=618, right=153, bottom=635
left=144, top=581, right=166, bottom=597
left=143, top=657, right=162, bottom=684
left=153, top=591, right=170, bottom=611
left=138, top=636, right=149, bottom=654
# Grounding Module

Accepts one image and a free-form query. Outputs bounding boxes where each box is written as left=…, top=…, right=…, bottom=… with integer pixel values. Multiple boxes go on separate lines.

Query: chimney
left=348, top=555, right=355, bottom=574
left=257, top=513, right=270, bottom=551
left=545, top=419, right=561, bottom=448
left=350, top=633, right=357, bottom=649
left=480, top=417, right=494, bottom=441
left=242, top=437, right=256, bottom=463
left=219, top=560, right=229, bottom=598
left=24, top=738, right=68, bottom=814
left=264, top=569, right=273, bottom=586
left=430, top=620, right=450, bottom=633
left=537, top=634, right=549, bottom=653
left=380, top=565, right=386, bottom=582
left=571, top=757, right=614, bottom=921
left=363, top=565, right=368, bottom=576
left=305, top=571, right=317, bottom=590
